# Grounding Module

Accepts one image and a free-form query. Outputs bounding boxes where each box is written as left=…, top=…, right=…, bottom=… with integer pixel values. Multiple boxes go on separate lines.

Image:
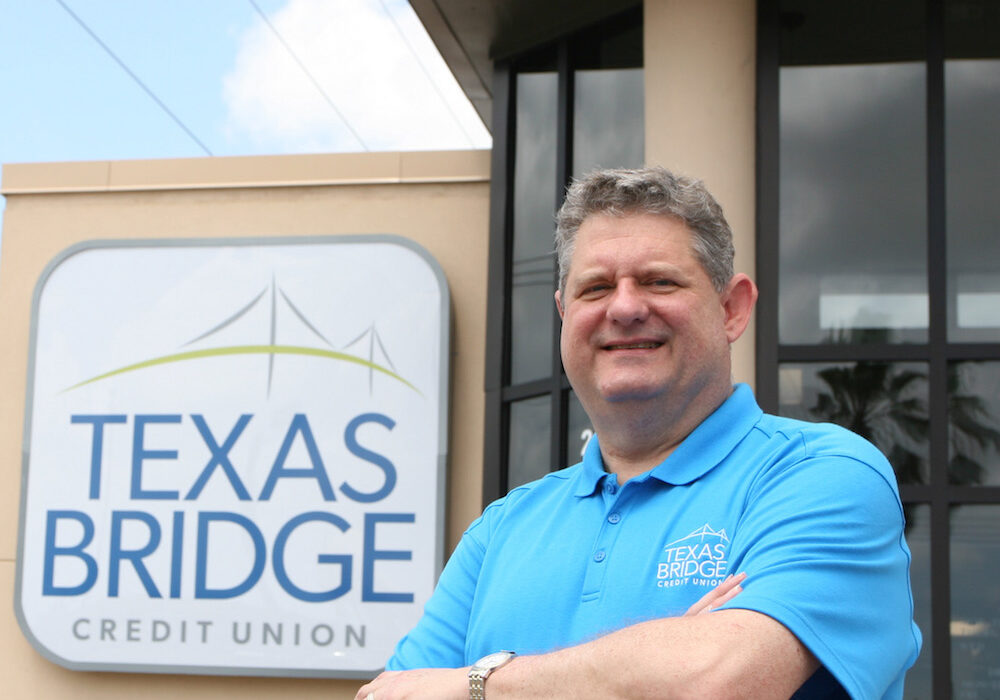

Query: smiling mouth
left=605, top=342, right=663, bottom=350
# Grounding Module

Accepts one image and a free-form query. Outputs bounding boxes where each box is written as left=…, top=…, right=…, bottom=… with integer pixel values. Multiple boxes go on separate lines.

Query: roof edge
left=1, top=150, right=490, bottom=195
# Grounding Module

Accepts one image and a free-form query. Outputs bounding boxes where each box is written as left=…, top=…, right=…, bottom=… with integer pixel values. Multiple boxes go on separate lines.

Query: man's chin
left=600, top=384, right=663, bottom=404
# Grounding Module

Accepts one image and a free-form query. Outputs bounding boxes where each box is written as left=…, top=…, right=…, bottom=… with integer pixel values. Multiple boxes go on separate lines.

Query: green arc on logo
left=63, top=344, right=421, bottom=395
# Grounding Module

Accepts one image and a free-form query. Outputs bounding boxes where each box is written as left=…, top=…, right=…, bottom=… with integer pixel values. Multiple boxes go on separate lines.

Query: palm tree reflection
left=811, top=361, right=928, bottom=486
left=805, top=333, right=1000, bottom=529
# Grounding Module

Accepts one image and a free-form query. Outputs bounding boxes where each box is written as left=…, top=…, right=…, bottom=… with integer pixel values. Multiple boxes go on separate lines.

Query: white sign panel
left=15, top=236, right=449, bottom=678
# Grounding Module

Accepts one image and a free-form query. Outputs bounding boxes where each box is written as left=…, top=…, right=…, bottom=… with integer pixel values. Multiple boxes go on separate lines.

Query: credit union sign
left=15, top=236, right=449, bottom=678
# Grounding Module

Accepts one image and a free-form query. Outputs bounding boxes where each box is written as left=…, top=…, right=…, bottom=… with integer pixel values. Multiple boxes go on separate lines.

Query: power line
left=246, top=0, right=369, bottom=152
left=52, top=0, right=213, bottom=156
left=376, top=0, right=477, bottom=147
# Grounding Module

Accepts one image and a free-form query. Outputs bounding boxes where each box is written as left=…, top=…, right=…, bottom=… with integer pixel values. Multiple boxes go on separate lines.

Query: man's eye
left=650, top=279, right=676, bottom=287
left=582, top=284, right=610, bottom=295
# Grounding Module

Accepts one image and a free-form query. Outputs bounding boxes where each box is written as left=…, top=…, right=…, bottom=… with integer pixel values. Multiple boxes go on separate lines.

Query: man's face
left=556, top=212, right=739, bottom=416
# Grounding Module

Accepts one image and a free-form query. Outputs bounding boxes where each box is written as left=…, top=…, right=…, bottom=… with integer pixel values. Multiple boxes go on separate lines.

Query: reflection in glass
left=948, top=362, right=1000, bottom=486
left=510, top=71, right=557, bottom=384
left=950, top=505, right=1000, bottom=698
left=946, top=59, right=1000, bottom=342
left=778, top=63, right=927, bottom=344
left=572, top=68, right=644, bottom=179
left=778, top=361, right=928, bottom=484
left=903, top=504, right=931, bottom=700
left=508, top=395, right=551, bottom=490
left=565, top=390, right=595, bottom=464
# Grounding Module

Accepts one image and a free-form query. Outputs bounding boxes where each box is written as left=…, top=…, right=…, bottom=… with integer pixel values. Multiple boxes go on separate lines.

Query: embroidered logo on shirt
left=655, top=524, right=730, bottom=589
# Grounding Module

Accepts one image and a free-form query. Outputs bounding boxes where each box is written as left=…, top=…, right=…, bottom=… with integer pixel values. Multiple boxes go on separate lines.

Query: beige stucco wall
left=0, top=150, right=490, bottom=699
left=644, top=0, right=758, bottom=387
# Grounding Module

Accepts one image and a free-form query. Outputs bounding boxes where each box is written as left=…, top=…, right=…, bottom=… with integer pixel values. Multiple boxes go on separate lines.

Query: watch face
left=476, top=651, right=515, bottom=670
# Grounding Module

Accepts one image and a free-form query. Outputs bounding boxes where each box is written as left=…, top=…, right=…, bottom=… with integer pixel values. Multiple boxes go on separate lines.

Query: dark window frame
left=483, top=7, right=643, bottom=506
left=757, top=1, right=1000, bottom=698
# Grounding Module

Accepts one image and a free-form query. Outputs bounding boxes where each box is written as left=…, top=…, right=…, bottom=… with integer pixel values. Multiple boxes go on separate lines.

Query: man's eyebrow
left=568, top=270, right=614, bottom=293
left=571, top=269, right=608, bottom=285
left=573, top=261, right=685, bottom=282
left=641, top=262, right=685, bottom=276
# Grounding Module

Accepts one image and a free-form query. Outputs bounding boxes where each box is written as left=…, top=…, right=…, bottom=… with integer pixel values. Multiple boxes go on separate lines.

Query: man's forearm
left=486, top=609, right=817, bottom=700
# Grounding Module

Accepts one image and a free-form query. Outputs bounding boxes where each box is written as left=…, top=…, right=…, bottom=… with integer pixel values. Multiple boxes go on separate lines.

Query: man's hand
left=354, top=666, right=469, bottom=700
left=684, top=571, right=746, bottom=616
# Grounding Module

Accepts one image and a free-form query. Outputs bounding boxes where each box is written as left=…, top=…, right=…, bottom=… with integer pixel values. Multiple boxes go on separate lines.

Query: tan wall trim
left=1, top=150, right=491, bottom=195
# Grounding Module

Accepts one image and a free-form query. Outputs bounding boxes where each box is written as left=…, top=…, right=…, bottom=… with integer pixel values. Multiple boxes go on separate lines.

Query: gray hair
left=554, top=166, right=735, bottom=294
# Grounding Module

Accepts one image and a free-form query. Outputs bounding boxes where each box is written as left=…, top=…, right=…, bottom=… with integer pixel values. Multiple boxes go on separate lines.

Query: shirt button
left=607, top=513, right=621, bottom=524
left=593, top=550, right=606, bottom=562
left=604, top=482, right=617, bottom=495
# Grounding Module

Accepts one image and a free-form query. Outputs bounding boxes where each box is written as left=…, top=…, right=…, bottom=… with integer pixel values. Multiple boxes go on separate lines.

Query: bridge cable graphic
left=182, top=275, right=399, bottom=396
left=65, top=276, right=418, bottom=395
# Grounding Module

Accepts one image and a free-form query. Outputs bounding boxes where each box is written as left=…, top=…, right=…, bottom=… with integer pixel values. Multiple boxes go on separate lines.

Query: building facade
left=2, top=1, right=998, bottom=697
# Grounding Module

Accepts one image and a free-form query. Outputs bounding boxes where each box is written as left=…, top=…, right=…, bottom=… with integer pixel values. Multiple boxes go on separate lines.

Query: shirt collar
left=572, top=434, right=612, bottom=497
left=648, top=383, right=762, bottom=485
left=571, top=383, right=763, bottom=496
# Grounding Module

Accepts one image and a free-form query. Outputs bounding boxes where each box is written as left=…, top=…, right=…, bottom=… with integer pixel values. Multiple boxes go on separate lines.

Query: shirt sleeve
left=385, top=518, right=488, bottom=670
left=717, top=433, right=922, bottom=700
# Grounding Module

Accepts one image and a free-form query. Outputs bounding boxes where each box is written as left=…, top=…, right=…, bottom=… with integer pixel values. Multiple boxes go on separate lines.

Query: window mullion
left=550, top=39, right=573, bottom=472
left=755, top=0, right=781, bottom=412
left=925, top=1, right=952, bottom=697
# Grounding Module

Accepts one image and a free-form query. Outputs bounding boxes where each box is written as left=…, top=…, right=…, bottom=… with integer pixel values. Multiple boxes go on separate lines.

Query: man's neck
left=592, top=382, right=734, bottom=483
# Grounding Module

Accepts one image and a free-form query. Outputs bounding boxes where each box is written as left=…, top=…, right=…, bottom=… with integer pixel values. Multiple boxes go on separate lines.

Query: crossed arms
left=355, top=574, right=819, bottom=700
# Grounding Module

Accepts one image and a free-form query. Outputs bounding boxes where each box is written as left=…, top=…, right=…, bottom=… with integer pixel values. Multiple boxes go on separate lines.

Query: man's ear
left=555, top=289, right=565, bottom=320
left=722, top=273, right=758, bottom=344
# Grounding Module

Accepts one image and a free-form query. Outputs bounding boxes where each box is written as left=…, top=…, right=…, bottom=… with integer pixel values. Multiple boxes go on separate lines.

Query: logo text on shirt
left=656, top=524, right=730, bottom=589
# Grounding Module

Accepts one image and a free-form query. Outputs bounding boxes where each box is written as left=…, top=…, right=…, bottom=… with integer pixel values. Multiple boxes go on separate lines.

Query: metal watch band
left=468, top=650, right=515, bottom=700
left=469, top=673, right=487, bottom=700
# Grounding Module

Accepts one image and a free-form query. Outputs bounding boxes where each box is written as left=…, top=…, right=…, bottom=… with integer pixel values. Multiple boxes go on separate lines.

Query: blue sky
left=0, top=0, right=491, bottom=239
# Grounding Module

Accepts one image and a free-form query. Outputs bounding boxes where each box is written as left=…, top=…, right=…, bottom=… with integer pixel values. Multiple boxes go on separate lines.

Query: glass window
left=508, top=395, right=552, bottom=489
left=572, top=67, right=644, bottom=178
left=948, top=361, right=1000, bottom=486
left=950, top=505, right=1000, bottom=698
left=779, top=62, right=928, bottom=345
left=778, top=361, right=929, bottom=484
left=945, top=0, right=1000, bottom=341
left=572, top=15, right=644, bottom=179
left=510, top=69, right=558, bottom=384
left=777, top=0, right=928, bottom=345
left=565, top=389, right=595, bottom=464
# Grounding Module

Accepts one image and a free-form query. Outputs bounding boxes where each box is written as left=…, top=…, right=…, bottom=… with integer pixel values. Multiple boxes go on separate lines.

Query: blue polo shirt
left=387, top=384, right=921, bottom=699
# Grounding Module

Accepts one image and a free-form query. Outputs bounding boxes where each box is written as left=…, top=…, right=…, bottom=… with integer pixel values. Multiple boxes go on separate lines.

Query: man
left=357, top=167, right=921, bottom=699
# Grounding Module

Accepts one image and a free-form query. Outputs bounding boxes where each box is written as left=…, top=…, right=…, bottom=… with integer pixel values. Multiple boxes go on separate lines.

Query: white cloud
left=222, top=0, right=491, bottom=153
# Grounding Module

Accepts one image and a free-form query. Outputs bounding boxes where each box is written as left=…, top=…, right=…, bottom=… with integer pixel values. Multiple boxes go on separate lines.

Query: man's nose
left=606, top=279, right=649, bottom=324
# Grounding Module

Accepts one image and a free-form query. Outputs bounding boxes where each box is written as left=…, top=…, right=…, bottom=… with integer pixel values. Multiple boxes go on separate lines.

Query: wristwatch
left=468, top=650, right=516, bottom=699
